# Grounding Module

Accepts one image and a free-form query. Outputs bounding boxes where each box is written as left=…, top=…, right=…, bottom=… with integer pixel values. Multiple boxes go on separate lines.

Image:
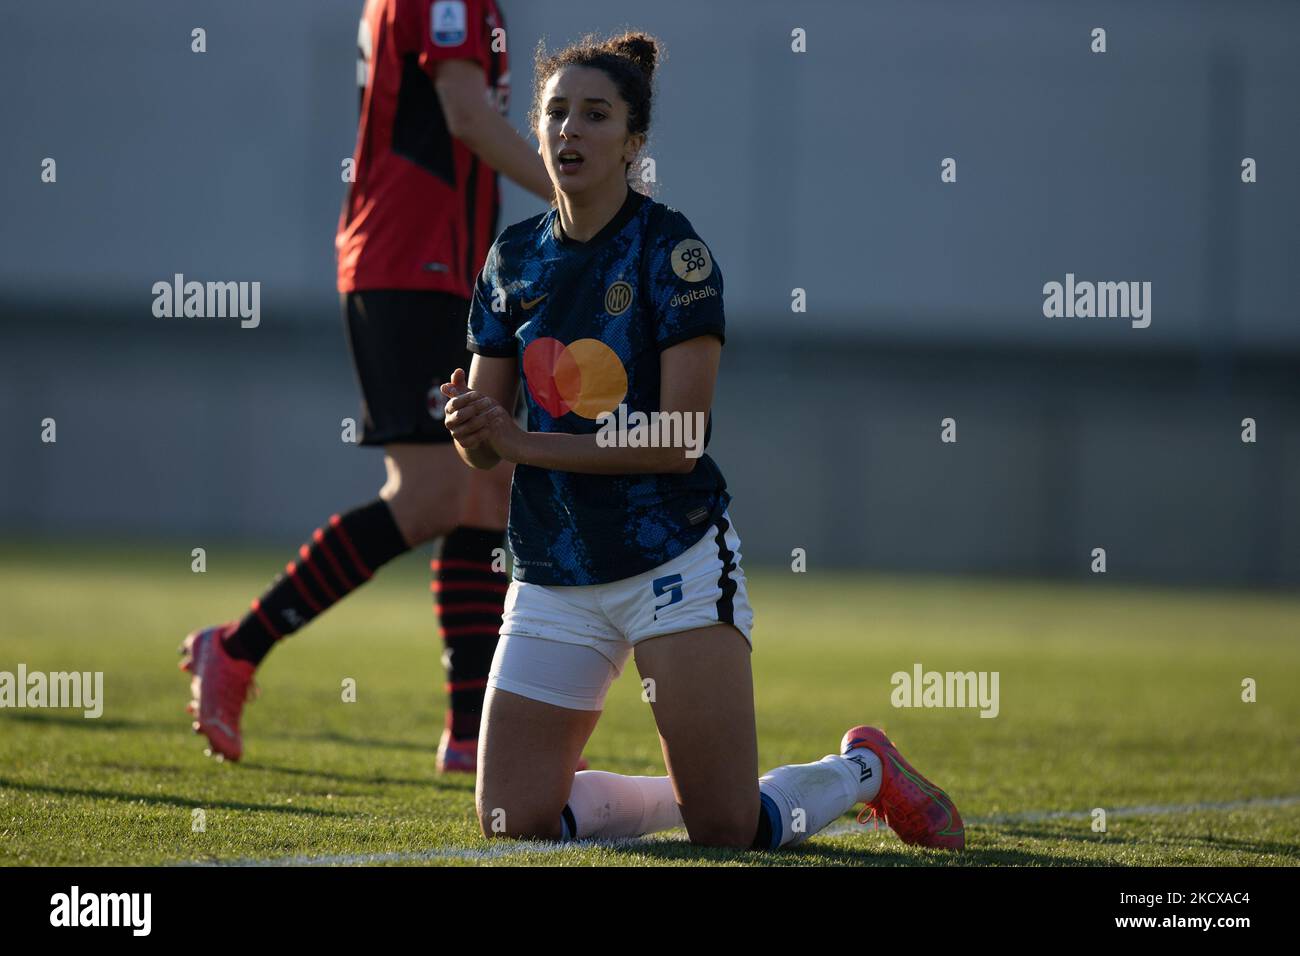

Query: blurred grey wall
left=2, top=0, right=1297, bottom=586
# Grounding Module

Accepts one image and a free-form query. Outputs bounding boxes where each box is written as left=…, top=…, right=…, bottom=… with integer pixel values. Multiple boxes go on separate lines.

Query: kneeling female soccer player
left=441, top=30, right=964, bottom=851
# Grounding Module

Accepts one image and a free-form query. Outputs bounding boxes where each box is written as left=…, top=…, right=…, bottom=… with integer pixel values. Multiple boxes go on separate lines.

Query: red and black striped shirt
left=337, top=0, right=509, bottom=298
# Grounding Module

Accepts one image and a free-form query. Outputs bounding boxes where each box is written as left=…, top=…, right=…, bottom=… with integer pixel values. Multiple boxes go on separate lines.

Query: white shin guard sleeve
left=563, top=772, right=683, bottom=840
left=758, top=754, right=874, bottom=848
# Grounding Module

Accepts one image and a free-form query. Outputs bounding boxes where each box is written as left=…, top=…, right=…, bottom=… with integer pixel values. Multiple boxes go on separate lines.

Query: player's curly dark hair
left=528, top=30, right=662, bottom=194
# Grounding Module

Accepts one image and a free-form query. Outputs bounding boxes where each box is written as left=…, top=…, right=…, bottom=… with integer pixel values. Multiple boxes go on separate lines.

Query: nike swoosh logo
left=521, top=294, right=547, bottom=309
left=890, top=754, right=963, bottom=836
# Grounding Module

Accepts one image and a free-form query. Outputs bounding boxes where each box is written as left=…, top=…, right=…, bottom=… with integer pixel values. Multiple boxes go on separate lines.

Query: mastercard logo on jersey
left=522, top=337, right=628, bottom=420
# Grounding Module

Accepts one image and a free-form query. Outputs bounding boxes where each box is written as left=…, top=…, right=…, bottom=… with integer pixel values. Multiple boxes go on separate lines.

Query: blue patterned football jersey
left=467, top=186, right=731, bottom=586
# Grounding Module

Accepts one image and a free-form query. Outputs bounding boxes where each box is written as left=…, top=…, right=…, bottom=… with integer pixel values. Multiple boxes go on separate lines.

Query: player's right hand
left=443, top=368, right=501, bottom=449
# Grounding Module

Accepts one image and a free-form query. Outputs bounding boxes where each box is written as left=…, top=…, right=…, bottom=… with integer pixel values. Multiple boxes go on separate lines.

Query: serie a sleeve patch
left=431, top=0, right=468, bottom=47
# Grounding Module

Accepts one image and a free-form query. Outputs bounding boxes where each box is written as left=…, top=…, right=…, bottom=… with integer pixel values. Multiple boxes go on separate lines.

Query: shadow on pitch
left=0, top=776, right=353, bottom=818
left=597, top=834, right=1097, bottom=867
left=0, top=711, right=177, bottom=733
left=257, top=728, right=436, bottom=754
left=0, top=712, right=443, bottom=758
left=979, top=821, right=1299, bottom=863
left=90, top=759, right=448, bottom=791
left=1121, top=829, right=1300, bottom=862
left=210, top=760, right=455, bottom=790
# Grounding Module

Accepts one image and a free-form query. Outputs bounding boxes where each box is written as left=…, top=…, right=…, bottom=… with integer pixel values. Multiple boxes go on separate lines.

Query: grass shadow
left=0, top=712, right=177, bottom=733
left=257, top=728, right=435, bottom=754
left=1, top=713, right=443, bottom=760
left=0, top=776, right=354, bottom=818
left=587, top=833, right=1102, bottom=866
left=978, top=822, right=1300, bottom=862
left=208, top=760, right=452, bottom=790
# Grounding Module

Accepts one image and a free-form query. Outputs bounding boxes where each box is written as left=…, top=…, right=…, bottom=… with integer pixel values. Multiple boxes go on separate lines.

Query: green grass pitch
left=1, top=540, right=1297, bottom=866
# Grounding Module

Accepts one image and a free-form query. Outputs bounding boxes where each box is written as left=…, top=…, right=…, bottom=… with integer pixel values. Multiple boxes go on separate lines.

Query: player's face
left=537, top=65, right=644, bottom=197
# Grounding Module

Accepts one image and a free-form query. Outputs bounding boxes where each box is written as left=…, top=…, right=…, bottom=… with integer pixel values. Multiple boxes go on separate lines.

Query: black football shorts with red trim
left=342, top=289, right=475, bottom=446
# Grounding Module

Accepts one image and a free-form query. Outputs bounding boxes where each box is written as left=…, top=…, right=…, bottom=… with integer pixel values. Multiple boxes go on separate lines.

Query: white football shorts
left=487, top=510, right=754, bottom=711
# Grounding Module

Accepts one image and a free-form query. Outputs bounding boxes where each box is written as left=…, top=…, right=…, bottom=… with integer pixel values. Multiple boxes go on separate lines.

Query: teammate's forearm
left=510, top=430, right=693, bottom=475
left=458, top=107, right=553, bottom=202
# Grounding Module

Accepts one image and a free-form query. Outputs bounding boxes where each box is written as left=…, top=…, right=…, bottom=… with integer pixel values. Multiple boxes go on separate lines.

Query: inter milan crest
left=604, top=281, right=634, bottom=316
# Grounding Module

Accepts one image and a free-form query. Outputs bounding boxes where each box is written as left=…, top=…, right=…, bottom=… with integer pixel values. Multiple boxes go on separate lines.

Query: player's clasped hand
left=441, top=368, right=522, bottom=459
left=441, top=368, right=498, bottom=448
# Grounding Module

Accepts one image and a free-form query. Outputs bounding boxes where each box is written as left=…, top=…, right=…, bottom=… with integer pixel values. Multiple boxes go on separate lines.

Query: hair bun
left=609, top=32, right=658, bottom=82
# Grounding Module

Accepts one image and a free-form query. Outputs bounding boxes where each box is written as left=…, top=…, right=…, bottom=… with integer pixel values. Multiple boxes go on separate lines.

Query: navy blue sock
left=751, top=792, right=782, bottom=850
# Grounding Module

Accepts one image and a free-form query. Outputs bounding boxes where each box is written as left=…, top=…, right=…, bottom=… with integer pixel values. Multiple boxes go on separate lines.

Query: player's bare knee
left=381, top=481, right=462, bottom=545
left=399, top=506, right=457, bottom=546
left=383, top=501, right=450, bottom=547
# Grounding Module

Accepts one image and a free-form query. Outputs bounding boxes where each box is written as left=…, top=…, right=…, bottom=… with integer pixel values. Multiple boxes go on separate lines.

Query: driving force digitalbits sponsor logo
left=523, top=337, right=627, bottom=419
left=670, top=286, right=718, bottom=309
left=668, top=237, right=718, bottom=307
left=670, top=238, right=713, bottom=282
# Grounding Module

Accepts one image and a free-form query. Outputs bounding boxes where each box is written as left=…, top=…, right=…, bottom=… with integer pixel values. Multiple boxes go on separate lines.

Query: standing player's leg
left=417, top=296, right=518, bottom=771
left=429, top=459, right=513, bottom=771
left=179, top=290, right=479, bottom=761
left=178, top=495, right=418, bottom=763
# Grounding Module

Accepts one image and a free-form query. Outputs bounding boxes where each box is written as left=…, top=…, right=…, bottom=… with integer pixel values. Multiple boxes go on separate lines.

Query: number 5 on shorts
left=652, top=573, right=683, bottom=620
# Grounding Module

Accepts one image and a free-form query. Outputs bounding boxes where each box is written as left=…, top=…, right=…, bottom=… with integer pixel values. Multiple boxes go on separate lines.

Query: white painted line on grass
left=189, top=842, right=587, bottom=867
left=822, top=793, right=1300, bottom=837
left=185, top=793, right=1300, bottom=866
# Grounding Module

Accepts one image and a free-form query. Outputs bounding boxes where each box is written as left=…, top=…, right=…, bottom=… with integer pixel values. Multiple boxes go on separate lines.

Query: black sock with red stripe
left=433, top=527, right=508, bottom=741
left=223, top=499, right=409, bottom=664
